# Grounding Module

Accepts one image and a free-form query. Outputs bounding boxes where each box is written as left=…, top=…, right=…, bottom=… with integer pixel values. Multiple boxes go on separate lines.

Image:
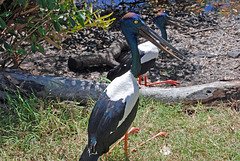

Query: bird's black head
left=154, top=12, right=168, bottom=27
left=120, top=12, right=145, bottom=37
left=154, top=12, right=168, bottom=40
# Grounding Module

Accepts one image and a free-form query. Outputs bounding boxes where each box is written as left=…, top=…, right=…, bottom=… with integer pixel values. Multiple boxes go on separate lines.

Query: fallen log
left=140, top=80, right=240, bottom=104
left=68, top=38, right=129, bottom=72
left=0, top=69, right=239, bottom=104
left=0, top=69, right=107, bottom=103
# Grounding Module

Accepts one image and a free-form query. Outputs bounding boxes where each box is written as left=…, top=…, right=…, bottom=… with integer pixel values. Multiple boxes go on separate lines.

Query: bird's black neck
left=126, top=34, right=141, bottom=78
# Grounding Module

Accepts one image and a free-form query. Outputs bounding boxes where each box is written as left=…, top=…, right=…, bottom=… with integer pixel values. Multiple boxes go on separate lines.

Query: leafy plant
left=0, top=0, right=115, bottom=68
left=98, top=76, right=112, bottom=83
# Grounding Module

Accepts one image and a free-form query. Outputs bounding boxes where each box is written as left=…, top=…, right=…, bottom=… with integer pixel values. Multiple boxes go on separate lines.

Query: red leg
left=145, top=80, right=180, bottom=86
left=139, top=75, right=175, bottom=86
left=107, top=127, right=140, bottom=156
left=141, top=74, right=180, bottom=87
left=124, top=133, right=128, bottom=156
left=130, top=132, right=167, bottom=152
left=138, top=75, right=142, bottom=85
left=144, top=75, right=147, bottom=86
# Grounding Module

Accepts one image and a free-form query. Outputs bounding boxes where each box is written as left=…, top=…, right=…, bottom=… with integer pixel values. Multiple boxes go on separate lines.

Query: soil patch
left=20, top=10, right=240, bottom=88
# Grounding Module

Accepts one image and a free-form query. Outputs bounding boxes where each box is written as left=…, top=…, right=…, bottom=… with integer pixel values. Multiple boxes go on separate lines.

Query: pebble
left=193, top=65, right=201, bottom=70
left=207, top=53, right=218, bottom=58
left=227, top=51, right=240, bottom=58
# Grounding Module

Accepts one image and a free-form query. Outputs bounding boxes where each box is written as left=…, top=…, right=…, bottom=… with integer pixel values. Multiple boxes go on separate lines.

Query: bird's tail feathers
left=79, top=145, right=100, bottom=161
left=89, top=138, right=97, bottom=154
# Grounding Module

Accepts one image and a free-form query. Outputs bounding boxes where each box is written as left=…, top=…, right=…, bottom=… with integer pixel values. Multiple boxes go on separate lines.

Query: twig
left=185, top=28, right=217, bottom=34
left=217, top=32, right=224, bottom=54
left=184, top=23, right=237, bottom=35
left=20, top=5, right=39, bottom=15
left=118, top=0, right=146, bottom=6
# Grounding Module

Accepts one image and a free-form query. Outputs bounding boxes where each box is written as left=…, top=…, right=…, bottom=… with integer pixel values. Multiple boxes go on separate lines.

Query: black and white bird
left=107, top=12, right=188, bottom=86
left=79, top=12, right=184, bottom=161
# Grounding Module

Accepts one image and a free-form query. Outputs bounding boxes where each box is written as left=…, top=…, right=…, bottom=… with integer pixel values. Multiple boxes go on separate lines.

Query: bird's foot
left=130, top=132, right=167, bottom=152
left=107, top=127, right=140, bottom=156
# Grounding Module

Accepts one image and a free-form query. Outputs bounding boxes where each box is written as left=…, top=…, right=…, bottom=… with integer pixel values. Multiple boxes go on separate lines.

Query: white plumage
left=106, top=71, right=139, bottom=128
left=138, top=41, right=159, bottom=64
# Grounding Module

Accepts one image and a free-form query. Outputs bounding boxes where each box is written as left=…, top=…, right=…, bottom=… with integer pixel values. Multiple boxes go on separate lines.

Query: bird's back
left=138, top=41, right=159, bottom=64
left=87, top=71, right=139, bottom=156
left=107, top=41, right=159, bottom=81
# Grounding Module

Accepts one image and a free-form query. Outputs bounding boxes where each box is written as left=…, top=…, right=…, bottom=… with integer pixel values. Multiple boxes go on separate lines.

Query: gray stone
left=227, top=51, right=240, bottom=58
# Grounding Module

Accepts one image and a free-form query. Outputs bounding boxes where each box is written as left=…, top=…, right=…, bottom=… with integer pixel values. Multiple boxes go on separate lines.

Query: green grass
left=0, top=94, right=239, bottom=160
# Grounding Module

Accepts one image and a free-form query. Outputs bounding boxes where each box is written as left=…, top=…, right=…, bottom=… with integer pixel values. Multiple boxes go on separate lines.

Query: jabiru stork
left=107, top=12, right=188, bottom=86
left=154, top=12, right=191, bottom=40
left=79, top=12, right=184, bottom=161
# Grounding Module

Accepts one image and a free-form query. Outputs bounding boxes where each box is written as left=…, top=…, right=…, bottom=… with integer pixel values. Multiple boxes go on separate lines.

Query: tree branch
left=68, top=38, right=129, bottom=72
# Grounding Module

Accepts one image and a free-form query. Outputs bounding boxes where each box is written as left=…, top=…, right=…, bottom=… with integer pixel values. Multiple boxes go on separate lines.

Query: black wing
left=107, top=53, right=146, bottom=81
left=107, top=54, right=133, bottom=81
left=88, top=92, right=126, bottom=154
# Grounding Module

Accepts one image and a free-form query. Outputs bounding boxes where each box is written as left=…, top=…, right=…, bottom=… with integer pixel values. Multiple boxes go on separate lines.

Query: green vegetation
left=0, top=94, right=239, bottom=160
left=0, top=0, right=115, bottom=68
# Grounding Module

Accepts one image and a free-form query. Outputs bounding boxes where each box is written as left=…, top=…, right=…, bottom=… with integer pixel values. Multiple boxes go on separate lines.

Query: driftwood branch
left=68, top=38, right=129, bottom=72
left=140, top=80, right=240, bottom=104
left=1, top=69, right=239, bottom=104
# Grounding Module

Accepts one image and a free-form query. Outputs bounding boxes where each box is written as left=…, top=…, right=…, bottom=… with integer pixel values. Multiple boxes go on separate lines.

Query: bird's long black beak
left=138, top=25, right=186, bottom=61
left=166, top=15, right=193, bottom=29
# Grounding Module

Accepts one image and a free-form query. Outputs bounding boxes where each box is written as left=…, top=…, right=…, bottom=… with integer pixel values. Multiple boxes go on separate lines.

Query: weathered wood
left=68, top=38, right=129, bottom=72
left=140, top=80, right=240, bottom=104
left=0, top=69, right=239, bottom=104
left=0, top=69, right=107, bottom=103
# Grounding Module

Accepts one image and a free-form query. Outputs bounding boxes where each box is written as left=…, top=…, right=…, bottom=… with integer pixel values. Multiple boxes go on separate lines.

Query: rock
left=227, top=51, right=240, bottom=58
left=194, top=65, right=201, bottom=70
left=207, top=53, right=218, bottom=58
left=194, top=52, right=218, bottom=58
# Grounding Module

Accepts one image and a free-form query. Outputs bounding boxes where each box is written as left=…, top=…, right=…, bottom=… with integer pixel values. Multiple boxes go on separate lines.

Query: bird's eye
left=134, top=20, right=138, bottom=24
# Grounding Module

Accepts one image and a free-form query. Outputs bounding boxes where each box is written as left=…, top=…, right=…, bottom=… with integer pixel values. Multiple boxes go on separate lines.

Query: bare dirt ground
left=20, top=10, right=240, bottom=88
